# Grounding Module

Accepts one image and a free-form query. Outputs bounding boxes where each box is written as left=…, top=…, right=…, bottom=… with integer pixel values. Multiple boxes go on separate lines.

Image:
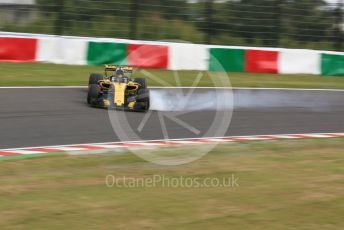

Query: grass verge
left=0, top=63, right=344, bottom=89
left=1, top=138, right=343, bottom=229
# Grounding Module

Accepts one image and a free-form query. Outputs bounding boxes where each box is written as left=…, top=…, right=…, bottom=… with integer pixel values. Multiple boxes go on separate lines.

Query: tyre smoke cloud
left=149, top=89, right=344, bottom=112
left=149, top=89, right=233, bottom=111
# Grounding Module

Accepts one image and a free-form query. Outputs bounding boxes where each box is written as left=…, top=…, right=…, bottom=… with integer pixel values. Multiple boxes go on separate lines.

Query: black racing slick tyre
left=133, top=78, right=147, bottom=89
left=87, top=84, right=101, bottom=105
left=136, top=88, right=150, bottom=111
left=89, top=73, right=104, bottom=85
left=137, top=89, right=149, bottom=101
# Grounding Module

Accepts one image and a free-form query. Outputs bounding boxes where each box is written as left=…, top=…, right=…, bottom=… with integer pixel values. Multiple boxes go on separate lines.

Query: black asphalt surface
left=0, top=87, right=343, bottom=149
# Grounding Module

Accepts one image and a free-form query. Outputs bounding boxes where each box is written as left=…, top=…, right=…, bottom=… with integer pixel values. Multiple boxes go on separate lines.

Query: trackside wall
left=0, top=32, right=343, bottom=76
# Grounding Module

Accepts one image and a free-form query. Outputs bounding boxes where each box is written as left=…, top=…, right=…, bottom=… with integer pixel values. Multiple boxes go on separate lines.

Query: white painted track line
left=0, top=86, right=343, bottom=92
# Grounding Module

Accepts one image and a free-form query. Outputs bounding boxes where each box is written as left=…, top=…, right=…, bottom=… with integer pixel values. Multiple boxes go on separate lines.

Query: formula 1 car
left=87, top=65, right=150, bottom=112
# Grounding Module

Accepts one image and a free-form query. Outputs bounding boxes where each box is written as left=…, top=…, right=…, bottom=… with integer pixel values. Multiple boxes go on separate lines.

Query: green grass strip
left=0, top=152, right=66, bottom=161
left=0, top=62, right=344, bottom=89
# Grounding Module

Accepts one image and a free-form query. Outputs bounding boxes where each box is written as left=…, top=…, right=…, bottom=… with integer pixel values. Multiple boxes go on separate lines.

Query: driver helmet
left=115, top=68, right=124, bottom=78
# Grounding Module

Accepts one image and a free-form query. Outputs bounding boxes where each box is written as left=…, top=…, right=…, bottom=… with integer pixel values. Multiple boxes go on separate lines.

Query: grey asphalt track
left=0, top=87, right=343, bottom=149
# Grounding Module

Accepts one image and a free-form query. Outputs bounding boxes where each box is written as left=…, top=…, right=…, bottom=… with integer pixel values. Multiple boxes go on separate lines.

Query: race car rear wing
left=105, top=65, right=133, bottom=73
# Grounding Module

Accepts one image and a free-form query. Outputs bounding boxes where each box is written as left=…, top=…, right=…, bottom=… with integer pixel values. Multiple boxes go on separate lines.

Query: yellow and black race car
left=87, top=65, right=150, bottom=112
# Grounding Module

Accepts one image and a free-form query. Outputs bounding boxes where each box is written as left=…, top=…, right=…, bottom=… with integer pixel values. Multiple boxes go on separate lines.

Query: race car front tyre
left=133, top=78, right=147, bottom=89
left=136, top=89, right=150, bottom=111
left=87, top=84, right=101, bottom=105
left=137, top=89, right=149, bottom=101
left=89, top=73, right=104, bottom=85
left=134, top=102, right=149, bottom=112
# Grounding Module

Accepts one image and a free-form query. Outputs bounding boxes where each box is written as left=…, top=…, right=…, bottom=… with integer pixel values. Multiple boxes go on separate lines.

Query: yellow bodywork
left=113, top=82, right=127, bottom=106
left=98, top=78, right=140, bottom=108
left=103, top=99, right=110, bottom=106
left=128, top=101, right=135, bottom=109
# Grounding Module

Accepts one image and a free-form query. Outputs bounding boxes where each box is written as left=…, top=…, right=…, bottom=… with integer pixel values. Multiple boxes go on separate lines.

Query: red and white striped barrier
left=1, top=32, right=343, bottom=76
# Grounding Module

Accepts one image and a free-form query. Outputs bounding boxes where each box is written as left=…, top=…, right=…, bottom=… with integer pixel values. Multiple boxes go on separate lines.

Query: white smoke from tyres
left=148, top=88, right=344, bottom=112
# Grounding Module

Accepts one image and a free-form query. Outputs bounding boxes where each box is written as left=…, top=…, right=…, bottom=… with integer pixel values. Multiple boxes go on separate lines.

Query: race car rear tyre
left=89, top=73, right=104, bottom=85
left=87, top=84, right=101, bottom=105
left=133, top=78, right=147, bottom=89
